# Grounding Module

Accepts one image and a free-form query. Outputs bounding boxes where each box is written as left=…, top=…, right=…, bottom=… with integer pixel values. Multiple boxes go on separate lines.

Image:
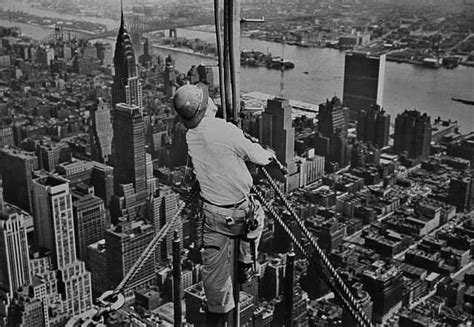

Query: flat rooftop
left=242, top=91, right=318, bottom=118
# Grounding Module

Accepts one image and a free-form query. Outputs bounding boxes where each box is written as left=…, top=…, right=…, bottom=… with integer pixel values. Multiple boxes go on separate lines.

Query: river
left=152, top=28, right=474, bottom=134
left=1, top=12, right=473, bottom=133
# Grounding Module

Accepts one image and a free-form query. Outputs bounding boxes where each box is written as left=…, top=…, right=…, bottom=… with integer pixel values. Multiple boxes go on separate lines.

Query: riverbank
left=151, top=43, right=217, bottom=61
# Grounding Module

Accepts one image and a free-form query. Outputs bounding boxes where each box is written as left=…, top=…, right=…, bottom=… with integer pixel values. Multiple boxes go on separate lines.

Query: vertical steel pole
left=232, top=237, right=240, bottom=327
left=223, top=1, right=232, bottom=120
left=228, top=0, right=241, bottom=125
left=214, top=0, right=226, bottom=120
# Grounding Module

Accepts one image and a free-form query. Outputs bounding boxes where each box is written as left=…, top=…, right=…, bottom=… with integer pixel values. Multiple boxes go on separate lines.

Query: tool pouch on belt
left=244, top=195, right=258, bottom=235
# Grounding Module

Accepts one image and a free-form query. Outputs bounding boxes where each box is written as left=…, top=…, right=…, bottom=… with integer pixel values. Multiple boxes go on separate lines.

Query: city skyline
left=0, top=0, right=472, bottom=326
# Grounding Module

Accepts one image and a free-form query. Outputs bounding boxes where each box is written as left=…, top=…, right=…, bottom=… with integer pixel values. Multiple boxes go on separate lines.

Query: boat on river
left=241, top=50, right=295, bottom=70
left=451, top=97, right=474, bottom=106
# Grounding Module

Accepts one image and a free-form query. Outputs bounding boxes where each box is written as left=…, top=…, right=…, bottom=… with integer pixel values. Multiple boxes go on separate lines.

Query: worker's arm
left=227, top=123, right=274, bottom=166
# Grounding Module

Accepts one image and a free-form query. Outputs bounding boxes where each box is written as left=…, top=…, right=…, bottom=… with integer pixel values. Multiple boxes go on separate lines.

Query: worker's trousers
left=201, top=196, right=264, bottom=313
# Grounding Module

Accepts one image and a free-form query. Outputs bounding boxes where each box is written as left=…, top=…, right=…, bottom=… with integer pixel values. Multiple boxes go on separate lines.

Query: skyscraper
left=91, top=162, right=114, bottom=207
left=261, top=97, right=299, bottom=190
left=32, top=175, right=92, bottom=316
left=393, top=110, right=431, bottom=160
left=112, top=103, right=147, bottom=199
left=87, top=239, right=107, bottom=298
left=112, top=9, right=143, bottom=111
left=0, top=148, right=38, bottom=213
left=343, top=51, right=386, bottom=119
left=72, top=190, right=107, bottom=261
left=357, top=104, right=390, bottom=148
left=448, top=175, right=473, bottom=212
left=314, top=97, right=351, bottom=170
left=361, top=264, right=403, bottom=324
left=105, top=220, right=155, bottom=292
left=0, top=202, right=30, bottom=297
left=89, top=98, right=113, bottom=164
left=318, top=96, right=349, bottom=139
left=164, top=57, right=176, bottom=99
left=147, top=185, right=180, bottom=263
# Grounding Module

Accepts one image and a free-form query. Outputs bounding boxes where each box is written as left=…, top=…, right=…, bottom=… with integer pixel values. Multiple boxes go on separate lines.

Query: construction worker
left=173, top=83, right=274, bottom=325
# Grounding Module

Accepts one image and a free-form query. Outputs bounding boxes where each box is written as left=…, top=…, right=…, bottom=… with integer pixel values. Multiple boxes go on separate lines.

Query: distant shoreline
left=151, top=43, right=217, bottom=61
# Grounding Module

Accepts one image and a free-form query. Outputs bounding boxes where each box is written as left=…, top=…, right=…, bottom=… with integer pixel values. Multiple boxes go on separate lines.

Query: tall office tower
left=89, top=98, right=113, bottom=164
left=187, top=65, right=200, bottom=84
left=357, top=104, right=390, bottom=148
left=0, top=202, right=30, bottom=309
left=87, top=239, right=107, bottom=298
left=197, top=64, right=214, bottom=88
left=0, top=148, right=38, bottom=213
left=147, top=185, right=180, bottom=263
left=91, top=162, right=114, bottom=207
left=343, top=51, right=386, bottom=119
left=105, top=220, right=155, bottom=292
left=138, top=38, right=152, bottom=68
left=393, top=110, right=431, bottom=159
left=32, top=176, right=92, bottom=316
left=361, top=264, right=403, bottom=324
left=37, top=141, right=71, bottom=172
left=448, top=175, right=474, bottom=212
left=314, top=134, right=348, bottom=171
left=112, top=9, right=143, bottom=110
left=314, top=97, right=351, bottom=170
left=72, top=190, right=106, bottom=261
left=111, top=103, right=147, bottom=221
left=145, top=153, right=158, bottom=195
left=261, top=97, right=298, bottom=190
left=164, top=60, right=176, bottom=99
left=318, top=96, right=349, bottom=138
left=261, top=256, right=286, bottom=301
left=318, top=218, right=344, bottom=252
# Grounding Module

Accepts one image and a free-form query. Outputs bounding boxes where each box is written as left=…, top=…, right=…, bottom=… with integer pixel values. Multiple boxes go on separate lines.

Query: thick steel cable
left=256, top=168, right=373, bottom=327
left=222, top=1, right=232, bottom=118
left=114, top=185, right=199, bottom=294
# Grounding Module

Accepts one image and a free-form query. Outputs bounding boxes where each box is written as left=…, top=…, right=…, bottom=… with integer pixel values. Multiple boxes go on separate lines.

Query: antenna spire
left=120, top=0, right=124, bottom=30
left=279, top=41, right=285, bottom=98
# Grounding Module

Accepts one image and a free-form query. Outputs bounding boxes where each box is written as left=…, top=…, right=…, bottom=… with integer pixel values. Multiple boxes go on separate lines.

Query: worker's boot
left=206, top=311, right=227, bottom=327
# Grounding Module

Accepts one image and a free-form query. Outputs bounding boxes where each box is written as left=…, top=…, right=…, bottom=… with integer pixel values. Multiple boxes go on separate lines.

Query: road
left=393, top=215, right=459, bottom=261
left=448, top=31, right=474, bottom=53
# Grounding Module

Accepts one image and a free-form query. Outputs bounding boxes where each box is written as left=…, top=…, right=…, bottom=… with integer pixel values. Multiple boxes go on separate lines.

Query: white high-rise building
left=0, top=205, right=30, bottom=293
left=33, top=175, right=92, bottom=317
left=0, top=201, right=31, bottom=324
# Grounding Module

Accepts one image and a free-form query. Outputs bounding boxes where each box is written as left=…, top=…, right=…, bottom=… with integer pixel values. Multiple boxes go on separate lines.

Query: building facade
left=32, top=175, right=92, bottom=316
left=105, top=220, right=155, bottom=292
left=72, top=192, right=106, bottom=261
left=343, top=51, right=386, bottom=119
left=0, top=148, right=38, bottom=213
left=112, top=10, right=143, bottom=110
left=357, top=104, right=390, bottom=148
left=89, top=98, right=113, bottom=164
left=393, top=110, right=431, bottom=160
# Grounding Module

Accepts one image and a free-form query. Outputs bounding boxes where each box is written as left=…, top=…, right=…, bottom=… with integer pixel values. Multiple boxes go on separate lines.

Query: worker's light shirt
left=186, top=117, right=273, bottom=206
